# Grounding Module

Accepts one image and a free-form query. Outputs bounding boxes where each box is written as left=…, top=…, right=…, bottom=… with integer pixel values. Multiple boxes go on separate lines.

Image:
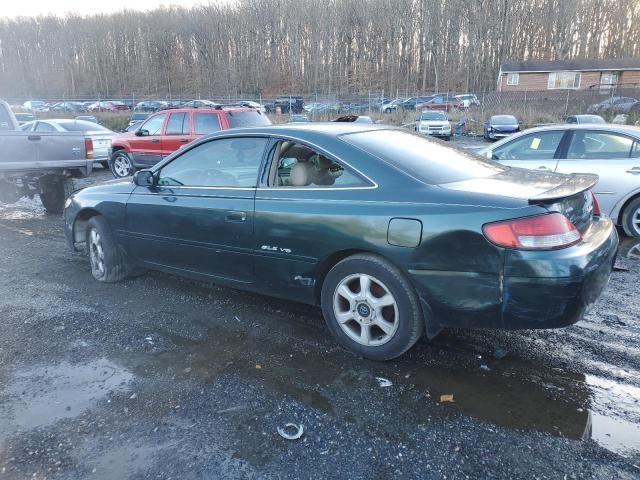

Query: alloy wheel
left=113, top=154, right=132, bottom=177
left=332, top=273, right=399, bottom=346
left=632, top=207, right=640, bottom=236
left=89, top=228, right=105, bottom=278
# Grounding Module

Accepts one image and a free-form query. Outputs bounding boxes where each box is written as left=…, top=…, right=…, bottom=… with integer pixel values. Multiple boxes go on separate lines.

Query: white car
left=380, top=98, right=404, bottom=113
left=454, top=94, right=480, bottom=108
left=237, top=100, right=266, bottom=113
left=415, top=111, right=451, bottom=140
left=480, top=124, right=640, bottom=237
left=21, top=119, right=115, bottom=168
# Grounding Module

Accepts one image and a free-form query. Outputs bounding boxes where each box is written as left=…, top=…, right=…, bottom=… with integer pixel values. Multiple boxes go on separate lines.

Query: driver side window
left=492, top=131, right=564, bottom=161
left=158, top=137, right=268, bottom=188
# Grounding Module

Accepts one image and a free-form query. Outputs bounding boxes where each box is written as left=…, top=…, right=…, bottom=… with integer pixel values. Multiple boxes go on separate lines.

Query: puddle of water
left=121, top=322, right=639, bottom=459
left=0, top=359, right=133, bottom=442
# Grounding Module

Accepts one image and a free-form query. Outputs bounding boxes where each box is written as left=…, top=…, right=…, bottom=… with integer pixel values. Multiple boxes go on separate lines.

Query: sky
left=1, top=0, right=219, bottom=18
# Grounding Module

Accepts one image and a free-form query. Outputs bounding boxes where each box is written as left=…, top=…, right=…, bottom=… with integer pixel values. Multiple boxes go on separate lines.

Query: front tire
left=621, top=197, right=640, bottom=237
left=86, top=216, right=130, bottom=282
left=110, top=151, right=134, bottom=178
left=321, top=254, right=424, bottom=360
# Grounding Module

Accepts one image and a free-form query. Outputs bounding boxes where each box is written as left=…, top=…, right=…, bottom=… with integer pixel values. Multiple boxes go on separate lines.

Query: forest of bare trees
left=1, top=0, right=639, bottom=99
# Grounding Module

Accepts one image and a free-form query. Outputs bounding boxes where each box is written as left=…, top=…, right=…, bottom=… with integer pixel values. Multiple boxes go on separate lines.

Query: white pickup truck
left=0, top=100, right=94, bottom=213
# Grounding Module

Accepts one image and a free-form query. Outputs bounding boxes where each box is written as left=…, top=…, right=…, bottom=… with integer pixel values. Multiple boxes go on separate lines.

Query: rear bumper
left=409, top=217, right=618, bottom=331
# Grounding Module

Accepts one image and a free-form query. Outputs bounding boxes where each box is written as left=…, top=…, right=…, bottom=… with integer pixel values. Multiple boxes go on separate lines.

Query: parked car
left=417, top=95, right=463, bottom=112
left=22, top=100, right=47, bottom=112
left=13, top=112, right=35, bottom=125
left=288, top=114, right=311, bottom=123
left=565, top=114, right=606, bottom=124
left=480, top=124, right=640, bottom=237
left=109, top=107, right=272, bottom=178
left=64, top=124, right=617, bottom=360
left=88, top=101, right=130, bottom=112
left=21, top=119, right=115, bottom=168
left=484, top=115, right=520, bottom=140
left=587, top=97, right=638, bottom=114
left=454, top=94, right=481, bottom=108
left=400, top=96, right=433, bottom=111
left=333, top=115, right=374, bottom=123
left=128, top=112, right=150, bottom=129
left=50, top=101, right=85, bottom=112
left=134, top=101, right=168, bottom=112
left=303, top=102, right=326, bottom=113
left=380, top=98, right=405, bottom=113
left=415, top=110, right=451, bottom=140
left=181, top=99, right=220, bottom=109
left=0, top=100, right=93, bottom=214
left=274, top=96, right=304, bottom=114
left=234, top=100, right=267, bottom=113
left=76, top=115, right=98, bottom=124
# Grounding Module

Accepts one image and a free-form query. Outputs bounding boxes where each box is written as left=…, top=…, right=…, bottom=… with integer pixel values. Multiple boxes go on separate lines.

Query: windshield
left=55, top=120, right=111, bottom=132
left=227, top=111, right=272, bottom=128
left=419, top=111, right=447, bottom=121
left=342, top=129, right=505, bottom=184
left=491, top=115, right=518, bottom=125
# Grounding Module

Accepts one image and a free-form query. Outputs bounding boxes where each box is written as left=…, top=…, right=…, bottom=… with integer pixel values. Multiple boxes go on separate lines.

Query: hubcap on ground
left=89, top=229, right=105, bottom=277
left=113, top=155, right=132, bottom=177
left=333, top=273, right=399, bottom=346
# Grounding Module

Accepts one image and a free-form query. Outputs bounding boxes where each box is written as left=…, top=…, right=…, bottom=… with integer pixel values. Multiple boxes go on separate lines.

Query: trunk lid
left=442, top=169, right=598, bottom=233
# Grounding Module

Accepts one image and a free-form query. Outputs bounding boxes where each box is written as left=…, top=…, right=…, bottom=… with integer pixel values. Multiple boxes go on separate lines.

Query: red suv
left=416, top=95, right=463, bottom=112
left=109, top=107, right=271, bottom=178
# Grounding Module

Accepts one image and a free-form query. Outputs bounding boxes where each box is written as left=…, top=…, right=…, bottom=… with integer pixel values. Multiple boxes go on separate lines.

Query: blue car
left=484, top=115, right=520, bottom=141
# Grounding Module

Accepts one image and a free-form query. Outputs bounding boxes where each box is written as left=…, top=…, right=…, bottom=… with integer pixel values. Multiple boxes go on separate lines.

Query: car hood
left=489, top=124, right=519, bottom=132
left=76, top=177, right=135, bottom=197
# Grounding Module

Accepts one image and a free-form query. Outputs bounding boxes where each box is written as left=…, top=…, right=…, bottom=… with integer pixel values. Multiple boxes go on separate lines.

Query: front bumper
left=409, top=217, right=618, bottom=331
left=419, top=129, right=451, bottom=137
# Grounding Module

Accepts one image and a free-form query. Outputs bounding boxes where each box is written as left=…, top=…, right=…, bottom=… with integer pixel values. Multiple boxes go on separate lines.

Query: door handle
left=151, top=138, right=160, bottom=144
left=180, top=138, right=189, bottom=143
left=626, top=167, right=640, bottom=174
left=27, top=135, right=41, bottom=141
left=225, top=211, right=247, bottom=222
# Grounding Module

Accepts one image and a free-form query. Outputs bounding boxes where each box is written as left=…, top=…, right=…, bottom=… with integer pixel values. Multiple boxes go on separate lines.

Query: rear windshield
left=54, top=120, right=111, bottom=132
left=227, top=111, right=272, bottom=128
left=341, top=129, right=505, bottom=184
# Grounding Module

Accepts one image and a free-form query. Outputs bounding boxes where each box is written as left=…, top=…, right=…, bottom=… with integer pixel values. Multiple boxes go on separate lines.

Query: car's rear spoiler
left=528, top=173, right=599, bottom=203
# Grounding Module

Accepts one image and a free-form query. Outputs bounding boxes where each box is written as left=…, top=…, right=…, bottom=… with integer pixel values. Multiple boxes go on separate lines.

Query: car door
left=489, top=130, right=567, bottom=172
left=555, top=130, right=639, bottom=217
left=161, top=112, right=190, bottom=157
left=253, top=138, right=374, bottom=303
left=125, top=135, right=269, bottom=283
left=129, top=112, right=167, bottom=168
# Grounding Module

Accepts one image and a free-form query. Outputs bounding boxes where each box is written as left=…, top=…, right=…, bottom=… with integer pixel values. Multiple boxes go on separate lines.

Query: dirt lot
left=0, top=162, right=639, bottom=479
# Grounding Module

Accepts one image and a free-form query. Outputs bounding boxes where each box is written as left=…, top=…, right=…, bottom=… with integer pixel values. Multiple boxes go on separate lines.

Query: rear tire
left=110, top=151, right=134, bottom=178
left=621, top=197, right=640, bottom=237
left=39, top=177, right=74, bottom=214
left=86, top=216, right=130, bottom=282
left=321, top=254, right=424, bottom=361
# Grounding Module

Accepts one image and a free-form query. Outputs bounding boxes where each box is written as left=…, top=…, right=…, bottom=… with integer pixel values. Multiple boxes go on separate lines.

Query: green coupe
left=64, top=124, right=618, bottom=360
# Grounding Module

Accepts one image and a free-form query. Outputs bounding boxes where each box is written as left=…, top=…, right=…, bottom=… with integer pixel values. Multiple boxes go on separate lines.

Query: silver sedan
left=480, top=124, right=640, bottom=237
left=21, top=119, right=115, bottom=168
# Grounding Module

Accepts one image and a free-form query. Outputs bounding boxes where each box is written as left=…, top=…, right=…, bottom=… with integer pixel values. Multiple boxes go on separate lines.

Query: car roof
left=514, top=123, right=640, bottom=136
left=153, top=106, right=257, bottom=114
left=209, top=122, right=390, bottom=139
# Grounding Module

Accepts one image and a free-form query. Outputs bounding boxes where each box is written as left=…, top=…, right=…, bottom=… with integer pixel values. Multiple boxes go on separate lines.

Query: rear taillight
left=482, top=213, right=581, bottom=250
left=85, top=137, right=94, bottom=159
left=591, top=192, right=601, bottom=217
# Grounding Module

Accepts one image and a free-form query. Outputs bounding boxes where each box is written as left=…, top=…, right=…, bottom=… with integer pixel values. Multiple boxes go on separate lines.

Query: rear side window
left=194, top=113, right=222, bottom=134
left=567, top=131, right=634, bottom=159
left=342, top=129, right=505, bottom=184
left=227, top=111, right=272, bottom=128
left=166, top=113, right=188, bottom=135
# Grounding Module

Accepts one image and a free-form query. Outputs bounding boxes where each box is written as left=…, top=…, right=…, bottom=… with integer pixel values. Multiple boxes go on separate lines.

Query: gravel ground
left=0, top=161, right=639, bottom=479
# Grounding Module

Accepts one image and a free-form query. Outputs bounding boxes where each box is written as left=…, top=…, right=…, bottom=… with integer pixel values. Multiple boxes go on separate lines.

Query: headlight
left=64, top=196, right=74, bottom=209
left=487, top=126, right=493, bottom=131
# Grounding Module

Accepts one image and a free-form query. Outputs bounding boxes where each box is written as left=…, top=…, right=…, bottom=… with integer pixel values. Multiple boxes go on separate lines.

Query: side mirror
left=133, top=169, right=155, bottom=186
left=135, top=129, right=149, bottom=137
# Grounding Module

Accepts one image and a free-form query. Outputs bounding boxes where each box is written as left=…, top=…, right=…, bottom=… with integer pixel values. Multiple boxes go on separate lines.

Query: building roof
left=501, top=58, right=640, bottom=73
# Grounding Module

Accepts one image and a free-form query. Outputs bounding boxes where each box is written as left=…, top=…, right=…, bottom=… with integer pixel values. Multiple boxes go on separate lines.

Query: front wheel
left=86, top=216, right=130, bottom=282
left=110, top=151, right=134, bottom=178
left=621, top=197, right=640, bottom=237
left=321, top=254, right=424, bottom=360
